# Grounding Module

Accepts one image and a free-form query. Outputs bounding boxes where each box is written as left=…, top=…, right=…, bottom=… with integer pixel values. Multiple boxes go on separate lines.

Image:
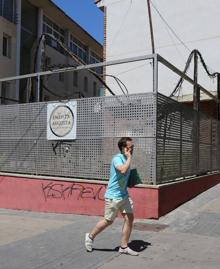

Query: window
left=43, top=16, right=64, bottom=43
left=84, top=77, right=88, bottom=93
left=45, top=57, right=51, bottom=68
left=90, top=51, right=101, bottom=64
left=90, top=51, right=103, bottom=74
left=2, top=33, right=11, bottom=58
left=1, top=82, right=10, bottom=104
left=59, top=72, right=64, bottom=82
left=51, top=39, right=58, bottom=49
left=93, top=82, right=97, bottom=96
left=43, top=15, right=65, bottom=54
left=70, top=35, right=88, bottom=63
left=0, top=0, right=15, bottom=23
left=73, top=71, right=78, bottom=87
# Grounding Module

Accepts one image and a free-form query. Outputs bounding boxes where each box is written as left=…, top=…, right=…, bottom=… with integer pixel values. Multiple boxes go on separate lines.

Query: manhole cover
left=133, top=222, right=168, bottom=232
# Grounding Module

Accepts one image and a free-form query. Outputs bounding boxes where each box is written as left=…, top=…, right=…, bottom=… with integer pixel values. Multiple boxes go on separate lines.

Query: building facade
left=96, top=0, right=220, bottom=98
left=0, top=0, right=103, bottom=104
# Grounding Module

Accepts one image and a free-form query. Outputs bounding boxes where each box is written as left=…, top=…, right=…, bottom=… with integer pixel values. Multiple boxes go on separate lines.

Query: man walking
left=85, top=137, right=138, bottom=256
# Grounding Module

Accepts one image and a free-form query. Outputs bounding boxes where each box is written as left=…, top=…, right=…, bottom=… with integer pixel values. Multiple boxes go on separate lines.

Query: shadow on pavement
left=129, top=240, right=151, bottom=252
left=93, top=240, right=151, bottom=253
left=92, top=247, right=119, bottom=252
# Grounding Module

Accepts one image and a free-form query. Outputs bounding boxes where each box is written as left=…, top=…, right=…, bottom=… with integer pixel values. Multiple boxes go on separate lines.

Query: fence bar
left=0, top=54, right=156, bottom=82
left=157, top=54, right=218, bottom=102
left=153, top=54, right=158, bottom=93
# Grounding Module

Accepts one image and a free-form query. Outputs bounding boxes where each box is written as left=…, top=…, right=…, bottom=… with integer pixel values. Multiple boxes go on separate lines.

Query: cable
left=170, top=49, right=219, bottom=97
left=90, top=70, right=129, bottom=95
left=150, top=0, right=191, bottom=52
left=170, top=50, right=195, bottom=97
left=106, top=74, right=128, bottom=95
left=108, top=0, right=133, bottom=48
left=150, top=0, right=219, bottom=96
left=0, top=96, right=19, bottom=103
left=32, top=33, right=117, bottom=100
left=196, top=50, right=218, bottom=78
left=43, top=35, right=127, bottom=96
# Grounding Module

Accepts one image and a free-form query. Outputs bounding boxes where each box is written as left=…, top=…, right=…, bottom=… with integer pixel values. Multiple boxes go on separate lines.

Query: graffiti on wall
left=42, top=182, right=106, bottom=201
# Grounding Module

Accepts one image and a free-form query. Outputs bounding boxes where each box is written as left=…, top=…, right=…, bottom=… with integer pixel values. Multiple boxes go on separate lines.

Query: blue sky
left=51, top=0, right=104, bottom=44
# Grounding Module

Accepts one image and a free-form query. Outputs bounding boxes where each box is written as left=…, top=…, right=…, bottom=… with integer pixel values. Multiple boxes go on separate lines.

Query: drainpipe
left=15, top=0, right=21, bottom=102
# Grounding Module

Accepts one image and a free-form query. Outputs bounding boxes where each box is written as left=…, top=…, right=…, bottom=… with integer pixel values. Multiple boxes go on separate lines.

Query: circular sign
left=49, top=105, right=74, bottom=137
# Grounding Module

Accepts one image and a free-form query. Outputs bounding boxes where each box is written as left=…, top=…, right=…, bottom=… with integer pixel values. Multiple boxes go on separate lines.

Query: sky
left=51, top=0, right=104, bottom=45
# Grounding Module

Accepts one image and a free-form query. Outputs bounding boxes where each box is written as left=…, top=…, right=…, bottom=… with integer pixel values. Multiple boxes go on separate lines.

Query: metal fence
left=157, top=93, right=220, bottom=183
left=1, top=53, right=220, bottom=184
left=0, top=92, right=157, bottom=184
left=0, top=91, right=219, bottom=184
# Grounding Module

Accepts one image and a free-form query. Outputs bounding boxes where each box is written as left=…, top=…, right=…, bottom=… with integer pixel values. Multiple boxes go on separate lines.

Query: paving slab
left=0, top=183, right=220, bottom=269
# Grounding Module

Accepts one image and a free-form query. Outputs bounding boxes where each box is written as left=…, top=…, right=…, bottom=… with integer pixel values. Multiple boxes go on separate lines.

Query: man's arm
left=116, top=148, right=132, bottom=175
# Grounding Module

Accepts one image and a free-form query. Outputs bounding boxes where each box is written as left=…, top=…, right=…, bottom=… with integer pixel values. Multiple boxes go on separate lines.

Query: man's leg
left=119, top=198, right=138, bottom=256
left=90, top=218, right=113, bottom=239
left=85, top=198, right=117, bottom=252
left=85, top=219, right=112, bottom=252
left=120, top=213, right=134, bottom=248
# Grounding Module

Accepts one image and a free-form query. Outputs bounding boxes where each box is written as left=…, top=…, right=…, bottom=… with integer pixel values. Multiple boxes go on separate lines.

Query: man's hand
left=124, top=147, right=132, bottom=159
left=116, top=147, right=132, bottom=175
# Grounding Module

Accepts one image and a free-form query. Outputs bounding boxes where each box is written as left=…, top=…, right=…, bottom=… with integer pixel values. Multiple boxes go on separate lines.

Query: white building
left=96, top=0, right=220, bottom=98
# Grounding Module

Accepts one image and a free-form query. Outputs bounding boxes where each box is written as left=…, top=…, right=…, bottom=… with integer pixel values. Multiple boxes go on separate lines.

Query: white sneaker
left=119, top=247, right=139, bottom=256
left=85, top=233, right=93, bottom=252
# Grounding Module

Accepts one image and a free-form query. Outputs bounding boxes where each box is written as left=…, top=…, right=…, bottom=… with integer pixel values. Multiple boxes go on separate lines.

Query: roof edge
left=46, top=0, right=103, bottom=47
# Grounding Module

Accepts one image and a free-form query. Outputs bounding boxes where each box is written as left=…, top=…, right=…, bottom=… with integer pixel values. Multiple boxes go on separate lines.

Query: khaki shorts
left=104, top=197, right=133, bottom=221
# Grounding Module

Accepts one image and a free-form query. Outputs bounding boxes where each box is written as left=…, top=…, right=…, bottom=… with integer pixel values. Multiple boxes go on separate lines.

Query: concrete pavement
left=1, top=183, right=220, bottom=269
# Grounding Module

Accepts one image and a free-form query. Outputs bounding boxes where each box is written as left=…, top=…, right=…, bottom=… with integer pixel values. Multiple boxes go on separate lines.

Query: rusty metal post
left=179, top=108, right=183, bottom=177
left=217, top=74, right=220, bottom=167
left=193, top=52, right=200, bottom=173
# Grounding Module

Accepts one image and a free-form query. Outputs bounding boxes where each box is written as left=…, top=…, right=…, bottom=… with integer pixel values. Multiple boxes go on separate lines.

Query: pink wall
left=0, top=174, right=219, bottom=219
left=0, top=175, right=159, bottom=219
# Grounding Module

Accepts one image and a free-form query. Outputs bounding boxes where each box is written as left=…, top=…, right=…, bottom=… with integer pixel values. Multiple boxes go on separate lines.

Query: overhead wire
left=32, top=33, right=129, bottom=100
left=150, top=0, right=191, bottom=53
left=147, top=2, right=219, bottom=98
left=107, top=0, right=133, bottom=48
left=104, top=74, right=128, bottom=95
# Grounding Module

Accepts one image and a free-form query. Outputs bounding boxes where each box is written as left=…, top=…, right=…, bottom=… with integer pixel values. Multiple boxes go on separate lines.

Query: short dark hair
left=118, top=137, right=132, bottom=153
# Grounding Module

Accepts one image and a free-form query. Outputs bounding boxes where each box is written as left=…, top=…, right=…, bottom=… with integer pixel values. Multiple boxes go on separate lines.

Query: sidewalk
left=1, top=183, right=220, bottom=269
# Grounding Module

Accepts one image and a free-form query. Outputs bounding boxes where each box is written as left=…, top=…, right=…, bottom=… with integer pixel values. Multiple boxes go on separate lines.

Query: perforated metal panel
left=1, top=92, right=219, bottom=185
left=0, top=93, right=157, bottom=184
left=156, top=93, right=220, bottom=184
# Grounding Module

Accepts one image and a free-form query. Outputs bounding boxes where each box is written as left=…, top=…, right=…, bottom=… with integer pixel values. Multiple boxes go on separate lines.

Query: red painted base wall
left=159, top=174, right=220, bottom=216
left=0, top=175, right=158, bottom=219
left=0, top=174, right=220, bottom=219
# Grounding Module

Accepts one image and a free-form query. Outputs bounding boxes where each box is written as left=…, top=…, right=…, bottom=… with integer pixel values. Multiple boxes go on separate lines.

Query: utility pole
left=147, top=0, right=155, bottom=54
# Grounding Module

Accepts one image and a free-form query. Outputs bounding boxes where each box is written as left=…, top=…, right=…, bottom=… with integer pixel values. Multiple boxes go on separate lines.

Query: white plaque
left=47, top=101, right=77, bottom=140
